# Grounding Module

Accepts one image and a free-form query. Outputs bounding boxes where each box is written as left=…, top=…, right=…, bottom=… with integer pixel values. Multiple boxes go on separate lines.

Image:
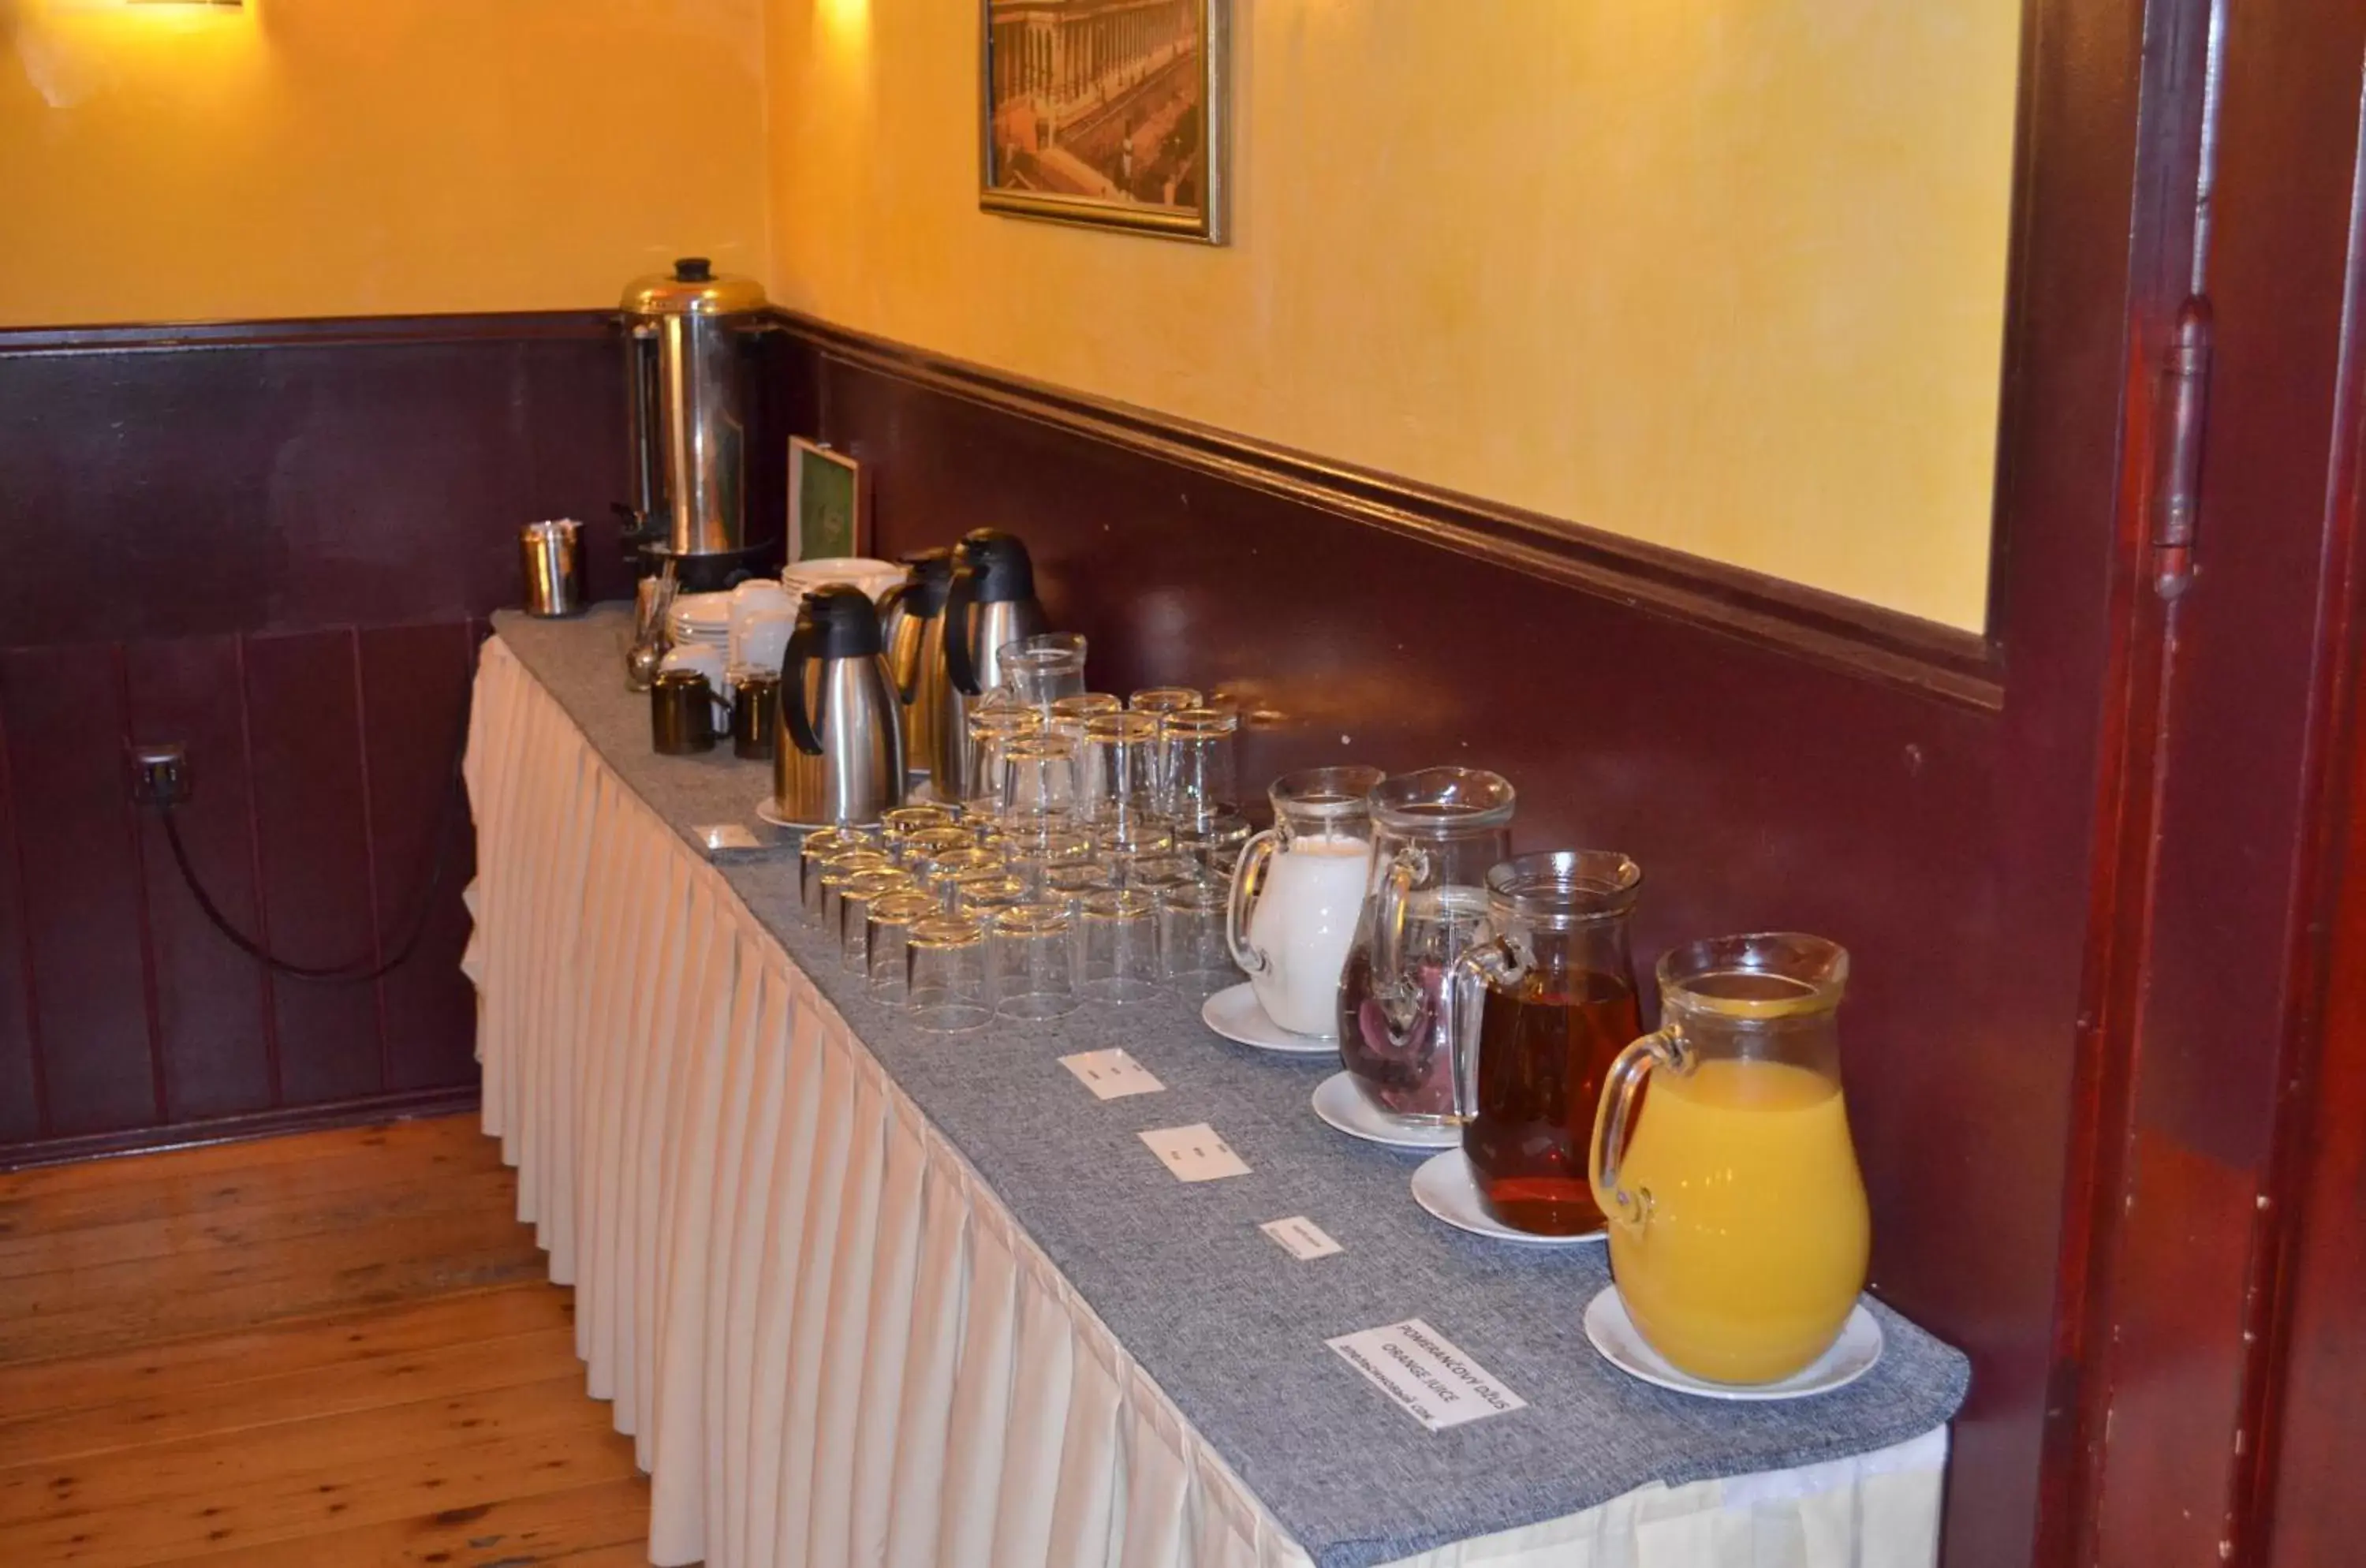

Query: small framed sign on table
left=788, top=438, right=868, bottom=564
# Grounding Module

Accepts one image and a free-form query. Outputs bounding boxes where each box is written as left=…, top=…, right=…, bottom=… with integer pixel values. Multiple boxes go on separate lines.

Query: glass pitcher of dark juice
left=1335, top=768, right=1517, bottom=1131
left=1441, top=850, right=1644, bottom=1235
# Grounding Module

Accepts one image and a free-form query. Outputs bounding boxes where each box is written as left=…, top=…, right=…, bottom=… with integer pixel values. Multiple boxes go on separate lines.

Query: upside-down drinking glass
left=906, top=914, right=993, bottom=1032
left=991, top=902, right=1080, bottom=1020
left=1079, top=887, right=1161, bottom=1005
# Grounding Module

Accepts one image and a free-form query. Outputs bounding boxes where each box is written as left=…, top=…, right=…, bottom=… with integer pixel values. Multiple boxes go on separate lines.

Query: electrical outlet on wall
left=129, top=744, right=191, bottom=808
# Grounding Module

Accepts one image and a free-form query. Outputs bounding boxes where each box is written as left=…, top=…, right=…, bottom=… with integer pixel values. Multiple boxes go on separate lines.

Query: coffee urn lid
left=800, top=584, right=885, bottom=659
left=957, top=528, right=1036, bottom=603
left=620, top=256, right=769, bottom=317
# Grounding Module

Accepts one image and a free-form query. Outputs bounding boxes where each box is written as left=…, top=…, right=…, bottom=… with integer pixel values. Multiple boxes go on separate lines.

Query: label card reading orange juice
left=1139, top=1123, right=1250, bottom=1182
left=1326, top=1320, right=1527, bottom=1432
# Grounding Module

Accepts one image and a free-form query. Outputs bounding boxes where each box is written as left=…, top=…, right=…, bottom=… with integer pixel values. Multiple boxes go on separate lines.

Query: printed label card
left=1139, top=1123, right=1251, bottom=1182
left=1260, top=1215, right=1343, bottom=1260
left=1327, top=1319, right=1528, bottom=1432
left=1059, top=1049, right=1166, bottom=1100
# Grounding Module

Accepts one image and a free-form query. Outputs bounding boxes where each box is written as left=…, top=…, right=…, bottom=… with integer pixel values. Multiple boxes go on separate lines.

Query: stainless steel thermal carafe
left=774, top=585, right=906, bottom=825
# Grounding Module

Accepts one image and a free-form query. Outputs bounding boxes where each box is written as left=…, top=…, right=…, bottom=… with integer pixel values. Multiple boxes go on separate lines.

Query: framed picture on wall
left=979, top=0, right=1226, bottom=243
left=787, top=439, right=868, bottom=563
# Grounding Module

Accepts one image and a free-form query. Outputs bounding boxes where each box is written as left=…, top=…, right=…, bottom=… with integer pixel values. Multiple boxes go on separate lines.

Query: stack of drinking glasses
left=800, top=666, right=1253, bottom=1035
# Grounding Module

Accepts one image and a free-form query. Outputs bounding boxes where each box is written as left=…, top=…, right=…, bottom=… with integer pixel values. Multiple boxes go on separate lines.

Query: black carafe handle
left=942, top=570, right=981, bottom=696
left=778, top=622, right=826, bottom=756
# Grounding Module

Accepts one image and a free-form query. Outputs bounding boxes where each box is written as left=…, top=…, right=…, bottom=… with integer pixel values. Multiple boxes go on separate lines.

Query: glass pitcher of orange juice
left=1588, top=933, right=1869, bottom=1385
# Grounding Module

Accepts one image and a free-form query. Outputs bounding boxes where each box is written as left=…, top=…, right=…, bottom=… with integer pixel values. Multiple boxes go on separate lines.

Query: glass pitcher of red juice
left=1440, top=851, right=1644, bottom=1235
left=1335, top=768, right=1517, bottom=1131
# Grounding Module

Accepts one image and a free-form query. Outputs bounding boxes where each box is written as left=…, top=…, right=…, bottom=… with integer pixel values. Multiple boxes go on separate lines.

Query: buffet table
left=462, top=606, right=1969, bottom=1568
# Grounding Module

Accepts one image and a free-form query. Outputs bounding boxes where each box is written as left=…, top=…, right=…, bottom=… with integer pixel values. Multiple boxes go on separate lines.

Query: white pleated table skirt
left=461, top=635, right=1947, bottom=1568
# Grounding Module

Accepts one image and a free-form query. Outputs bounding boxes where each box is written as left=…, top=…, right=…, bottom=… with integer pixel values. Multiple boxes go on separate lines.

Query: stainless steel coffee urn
left=618, top=257, right=774, bottom=592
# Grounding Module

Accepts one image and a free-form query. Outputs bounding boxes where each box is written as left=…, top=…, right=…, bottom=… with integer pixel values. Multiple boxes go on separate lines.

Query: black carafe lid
left=898, top=547, right=954, bottom=615
left=957, top=528, right=1036, bottom=604
left=800, top=584, right=884, bottom=659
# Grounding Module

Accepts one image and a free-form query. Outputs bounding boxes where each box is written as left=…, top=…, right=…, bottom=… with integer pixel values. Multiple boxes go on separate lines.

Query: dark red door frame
left=2032, top=0, right=2366, bottom=1560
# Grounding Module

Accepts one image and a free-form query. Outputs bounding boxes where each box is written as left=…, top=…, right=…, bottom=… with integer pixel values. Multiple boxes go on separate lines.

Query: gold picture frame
left=979, top=0, right=1227, bottom=244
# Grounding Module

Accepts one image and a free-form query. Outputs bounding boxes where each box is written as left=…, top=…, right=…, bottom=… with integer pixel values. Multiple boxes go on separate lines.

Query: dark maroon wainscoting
left=0, top=313, right=644, bottom=1163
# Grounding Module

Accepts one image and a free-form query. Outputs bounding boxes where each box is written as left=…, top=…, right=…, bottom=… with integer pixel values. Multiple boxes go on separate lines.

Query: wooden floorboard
left=0, top=1114, right=662, bottom=1566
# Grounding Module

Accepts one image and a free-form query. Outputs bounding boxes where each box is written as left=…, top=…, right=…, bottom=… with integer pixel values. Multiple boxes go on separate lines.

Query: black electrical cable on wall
left=151, top=704, right=472, bottom=987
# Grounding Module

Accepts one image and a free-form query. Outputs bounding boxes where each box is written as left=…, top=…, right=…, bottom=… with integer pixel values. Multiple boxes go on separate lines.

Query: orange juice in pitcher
left=1589, top=935, right=1870, bottom=1385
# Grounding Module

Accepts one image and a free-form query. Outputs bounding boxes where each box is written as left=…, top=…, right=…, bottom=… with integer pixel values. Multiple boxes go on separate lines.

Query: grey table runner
left=492, top=608, right=1969, bottom=1568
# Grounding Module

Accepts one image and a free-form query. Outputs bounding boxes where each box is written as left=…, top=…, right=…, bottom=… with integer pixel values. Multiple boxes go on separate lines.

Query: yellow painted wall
left=765, top=2, right=2020, bottom=632
left=1, top=0, right=767, bottom=326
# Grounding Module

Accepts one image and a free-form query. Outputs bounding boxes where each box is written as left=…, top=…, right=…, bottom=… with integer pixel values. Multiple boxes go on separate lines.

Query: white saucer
left=1200, top=984, right=1335, bottom=1055
left=752, top=797, right=862, bottom=834
left=1312, top=1072, right=1460, bottom=1150
left=1409, top=1150, right=1605, bottom=1246
left=1583, top=1286, right=1885, bottom=1402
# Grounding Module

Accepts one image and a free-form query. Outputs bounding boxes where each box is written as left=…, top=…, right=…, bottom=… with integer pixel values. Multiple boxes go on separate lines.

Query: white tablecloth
left=461, top=634, right=1947, bottom=1568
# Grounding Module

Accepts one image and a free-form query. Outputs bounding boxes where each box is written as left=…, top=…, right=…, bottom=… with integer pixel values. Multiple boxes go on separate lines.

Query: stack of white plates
left=667, top=592, right=733, bottom=653
left=782, top=556, right=905, bottom=603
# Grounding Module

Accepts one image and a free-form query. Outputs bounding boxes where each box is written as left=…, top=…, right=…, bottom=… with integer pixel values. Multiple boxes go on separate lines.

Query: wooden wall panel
left=357, top=623, right=478, bottom=1093
left=0, top=704, right=41, bottom=1145
left=0, top=648, right=156, bottom=1136
left=242, top=630, right=384, bottom=1107
left=122, top=635, right=276, bottom=1123
left=0, top=314, right=630, bottom=1161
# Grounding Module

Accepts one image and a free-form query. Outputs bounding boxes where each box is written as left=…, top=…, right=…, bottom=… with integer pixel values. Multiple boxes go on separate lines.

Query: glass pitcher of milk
left=1225, top=767, right=1388, bottom=1037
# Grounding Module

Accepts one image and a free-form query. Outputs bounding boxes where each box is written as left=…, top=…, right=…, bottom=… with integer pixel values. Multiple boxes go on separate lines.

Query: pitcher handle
left=1442, top=936, right=1520, bottom=1122
left=1225, top=828, right=1278, bottom=976
left=1591, top=1023, right=1687, bottom=1238
left=1373, top=846, right=1428, bottom=1043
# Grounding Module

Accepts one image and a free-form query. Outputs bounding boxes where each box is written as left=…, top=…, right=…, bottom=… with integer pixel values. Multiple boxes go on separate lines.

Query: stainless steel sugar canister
left=519, top=519, right=584, bottom=617
left=618, top=257, right=774, bottom=592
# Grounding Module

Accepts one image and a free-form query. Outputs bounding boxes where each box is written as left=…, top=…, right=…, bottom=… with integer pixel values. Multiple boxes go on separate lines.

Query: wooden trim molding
left=777, top=310, right=2006, bottom=711
left=0, top=1085, right=482, bottom=1173
left=0, top=309, right=620, bottom=357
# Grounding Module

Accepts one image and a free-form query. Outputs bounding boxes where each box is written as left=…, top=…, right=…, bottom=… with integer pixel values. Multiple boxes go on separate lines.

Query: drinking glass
left=1157, top=880, right=1238, bottom=998
left=838, top=868, right=918, bottom=971
left=1174, top=811, right=1254, bottom=872
left=1124, top=853, right=1204, bottom=898
left=864, top=890, right=940, bottom=1002
left=907, top=915, right=993, bottom=1032
left=1129, top=686, right=1204, bottom=718
left=950, top=871, right=1031, bottom=918
left=998, top=733, right=1081, bottom=825
left=892, top=824, right=973, bottom=872
left=991, top=902, right=1080, bottom=1020
left=1080, top=712, right=1162, bottom=832
left=1092, top=822, right=1175, bottom=859
left=996, top=633, right=1088, bottom=711
left=1005, top=827, right=1097, bottom=895
left=1048, top=692, right=1123, bottom=741
left=820, top=854, right=898, bottom=937
left=1043, top=858, right=1117, bottom=916
left=804, top=846, right=891, bottom=924
left=881, top=805, right=961, bottom=849
left=1079, top=888, right=1161, bottom=1005
left=967, top=705, right=1047, bottom=821
left=920, top=846, right=1003, bottom=902
left=1161, top=706, right=1240, bottom=828
left=797, top=827, right=875, bottom=906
